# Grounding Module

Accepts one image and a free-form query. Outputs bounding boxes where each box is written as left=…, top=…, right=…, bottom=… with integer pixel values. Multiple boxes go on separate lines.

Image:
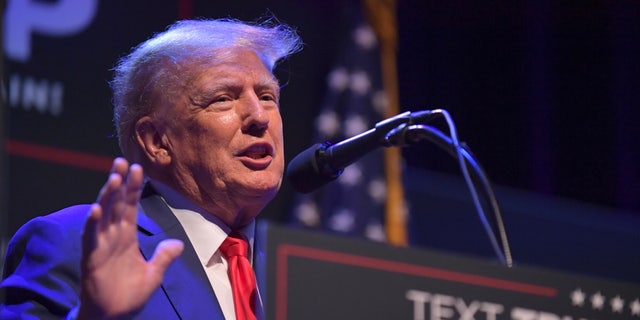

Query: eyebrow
left=254, top=75, right=281, bottom=91
left=188, top=75, right=280, bottom=106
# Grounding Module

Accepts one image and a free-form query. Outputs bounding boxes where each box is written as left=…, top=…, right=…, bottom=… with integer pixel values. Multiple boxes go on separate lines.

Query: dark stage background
left=2, top=1, right=639, bottom=284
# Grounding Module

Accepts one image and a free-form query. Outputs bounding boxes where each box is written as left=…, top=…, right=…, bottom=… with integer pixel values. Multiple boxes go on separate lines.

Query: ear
left=134, top=116, right=171, bottom=166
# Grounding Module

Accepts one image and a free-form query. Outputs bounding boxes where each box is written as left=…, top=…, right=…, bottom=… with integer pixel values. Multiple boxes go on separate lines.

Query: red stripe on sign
left=276, top=244, right=558, bottom=319
left=5, top=139, right=113, bottom=173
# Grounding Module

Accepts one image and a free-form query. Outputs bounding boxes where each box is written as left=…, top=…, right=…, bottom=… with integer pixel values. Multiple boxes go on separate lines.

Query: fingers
left=95, top=158, right=145, bottom=225
left=96, top=158, right=128, bottom=204
left=149, top=239, right=184, bottom=281
left=98, top=174, right=124, bottom=226
left=122, top=163, right=144, bottom=224
left=82, top=203, right=103, bottom=255
left=96, top=158, right=127, bottom=225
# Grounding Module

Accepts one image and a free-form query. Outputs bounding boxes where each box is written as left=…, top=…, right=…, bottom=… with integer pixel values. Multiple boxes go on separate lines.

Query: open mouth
left=237, top=143, right=274, bottom=169
left=240, top=144, right=273, bottom=159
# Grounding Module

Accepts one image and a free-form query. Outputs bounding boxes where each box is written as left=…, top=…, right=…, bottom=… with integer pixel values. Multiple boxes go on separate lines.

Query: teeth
left=243, top=146, right=268, bottom=159
left=246, top=152, right=264, bottom=159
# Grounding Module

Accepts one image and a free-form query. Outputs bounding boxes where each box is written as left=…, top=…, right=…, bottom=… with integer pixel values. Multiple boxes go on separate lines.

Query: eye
left=260, top=94, right=276, bottom=101
left=214, top=95, right=232, bottom=103
left=202, top=94, right=234, bottom=111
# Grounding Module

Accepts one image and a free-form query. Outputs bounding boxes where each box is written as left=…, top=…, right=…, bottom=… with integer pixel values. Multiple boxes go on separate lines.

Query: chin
left=242, top=178, right=281, bottom=198
left=253, top=182, right=280, bottom=197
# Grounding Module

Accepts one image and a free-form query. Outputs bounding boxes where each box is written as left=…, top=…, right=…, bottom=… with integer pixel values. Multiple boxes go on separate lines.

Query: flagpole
left=363, top=0, right=408, bottom=246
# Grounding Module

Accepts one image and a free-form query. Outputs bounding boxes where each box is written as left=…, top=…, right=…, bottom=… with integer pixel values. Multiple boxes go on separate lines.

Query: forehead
left=152, top=49, right=280, bottom=111
left=188, top=48, right=278, bottom=85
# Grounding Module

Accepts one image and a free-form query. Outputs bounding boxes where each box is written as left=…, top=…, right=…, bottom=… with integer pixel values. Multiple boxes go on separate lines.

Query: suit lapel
left=254, top=221, right=267, bottom=319
left=137, top=186, right=225, bottom=319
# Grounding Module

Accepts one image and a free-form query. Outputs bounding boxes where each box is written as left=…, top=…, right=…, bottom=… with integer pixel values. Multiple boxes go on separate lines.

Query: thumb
left=148, top=239, right=184, bottom=279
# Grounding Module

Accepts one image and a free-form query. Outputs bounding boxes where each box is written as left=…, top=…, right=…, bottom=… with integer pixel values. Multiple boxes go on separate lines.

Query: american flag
left=289, top=10, right=389, bottom=242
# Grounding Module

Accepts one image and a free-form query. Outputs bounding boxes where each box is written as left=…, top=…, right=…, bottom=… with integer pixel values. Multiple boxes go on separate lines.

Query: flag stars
left=295, top=17, right=387, bottom=243
left=591, top=292, right=605, bottom=310
left=630, top=298, right=640, bottom=316
left=365, top=222, right=386, bottom=242
left=610, top=295, right=625, bottom=313
left=350, top=70, right=371, bottom=95
left=344, top=115, right=369, bottom=137
left=570, top=288, right=586, bottom=306
left=316, top=110, right=340, bottom=138
left=371, top=90, right=389, bottom=116
left=294, top=200, right=320, bottom=227
left=328, top=67, right=372, bottom=96
left=329, top=208, right=356, bottom=232
left=353, top=25, right=377, bottom=50
left=339, top=164, right=363, bottom=187
left=327, top=67, right=350, bottom=91
left=368, top=178, right=387, bottom=204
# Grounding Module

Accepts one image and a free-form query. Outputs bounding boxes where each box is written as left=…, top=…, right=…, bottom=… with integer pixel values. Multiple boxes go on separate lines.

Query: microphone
left=286, top=110, right=434, bottom=193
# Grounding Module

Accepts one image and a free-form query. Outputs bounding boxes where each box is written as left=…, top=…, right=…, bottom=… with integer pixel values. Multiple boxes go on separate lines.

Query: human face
left=155, top=49, right=284, bottom=227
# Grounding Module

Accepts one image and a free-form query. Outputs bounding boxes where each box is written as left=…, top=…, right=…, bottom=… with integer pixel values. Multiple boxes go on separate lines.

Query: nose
left=240, top=93, right=270, bottom=136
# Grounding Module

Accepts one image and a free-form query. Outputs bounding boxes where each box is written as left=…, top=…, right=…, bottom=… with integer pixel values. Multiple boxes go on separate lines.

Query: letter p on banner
left=4, top=0, right=99, bottom=62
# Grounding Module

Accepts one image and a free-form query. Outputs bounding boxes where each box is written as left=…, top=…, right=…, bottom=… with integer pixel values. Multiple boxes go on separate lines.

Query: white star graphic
left=591, top=292, right=605, bottom=310
left=610, top=295, right=625, bottom=313
left=629, top=298, right=640, bottom=316
left=570, top=288, right=586, bottom=306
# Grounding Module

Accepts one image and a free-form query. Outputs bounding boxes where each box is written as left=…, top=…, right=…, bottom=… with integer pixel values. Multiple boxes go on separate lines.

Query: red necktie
left=219, top=232, right=258, bottom=320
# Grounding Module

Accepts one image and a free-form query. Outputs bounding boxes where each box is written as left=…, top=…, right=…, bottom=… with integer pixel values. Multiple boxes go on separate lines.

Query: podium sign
left=257, top=222, right=640, bottom=320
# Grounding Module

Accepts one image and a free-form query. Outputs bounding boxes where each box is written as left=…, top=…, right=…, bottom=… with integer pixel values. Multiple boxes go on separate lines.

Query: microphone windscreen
left=286, top=143, right=338, bottom=193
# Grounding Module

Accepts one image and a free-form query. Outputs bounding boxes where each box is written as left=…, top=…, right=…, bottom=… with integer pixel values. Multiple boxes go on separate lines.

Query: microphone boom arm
left=287, top=108, right=513, bottom=267
left=385, top=122, right=513, bottom=267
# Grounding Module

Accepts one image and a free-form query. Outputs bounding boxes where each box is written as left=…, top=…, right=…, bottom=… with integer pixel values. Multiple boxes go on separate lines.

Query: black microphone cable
left=385, top=109, right=513, bottom=267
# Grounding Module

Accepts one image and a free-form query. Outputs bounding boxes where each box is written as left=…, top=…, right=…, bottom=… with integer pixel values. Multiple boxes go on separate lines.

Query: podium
left=257, top=222, right=640, bottom=320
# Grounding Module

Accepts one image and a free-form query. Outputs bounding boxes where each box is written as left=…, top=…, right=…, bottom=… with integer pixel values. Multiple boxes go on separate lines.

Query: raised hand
left=77, top=158, right=184, bottom=319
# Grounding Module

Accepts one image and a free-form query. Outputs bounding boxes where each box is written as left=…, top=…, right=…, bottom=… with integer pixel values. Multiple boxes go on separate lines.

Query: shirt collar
left=149, top=179, right=256, bottom=265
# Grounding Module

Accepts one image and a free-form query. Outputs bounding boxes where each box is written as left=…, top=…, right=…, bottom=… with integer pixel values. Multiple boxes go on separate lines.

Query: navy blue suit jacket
left=0, top=187, right=228, bottom=319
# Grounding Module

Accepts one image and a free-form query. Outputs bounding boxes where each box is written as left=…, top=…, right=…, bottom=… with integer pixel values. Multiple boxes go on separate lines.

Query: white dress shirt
left=150, top=180, right=255, bottom=320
